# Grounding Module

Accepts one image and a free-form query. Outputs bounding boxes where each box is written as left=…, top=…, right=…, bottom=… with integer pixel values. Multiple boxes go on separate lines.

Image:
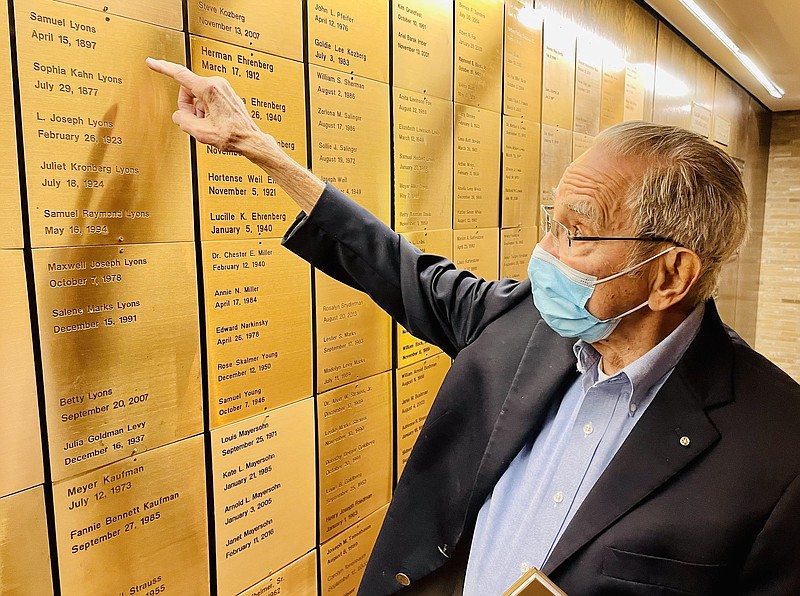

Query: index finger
left=146, top=58, right=205, bottom=92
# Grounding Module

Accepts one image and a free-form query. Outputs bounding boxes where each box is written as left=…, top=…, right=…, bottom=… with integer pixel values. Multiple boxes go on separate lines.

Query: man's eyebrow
left=565, top=201, right=601, bottom=227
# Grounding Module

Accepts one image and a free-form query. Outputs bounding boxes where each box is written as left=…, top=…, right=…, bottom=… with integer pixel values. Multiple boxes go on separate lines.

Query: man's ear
left=648, top=248, right=702, bottom=311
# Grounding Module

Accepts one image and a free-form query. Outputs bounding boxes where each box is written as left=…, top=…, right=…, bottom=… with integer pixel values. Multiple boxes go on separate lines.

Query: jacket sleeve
left=281, top=184, right=526, bottom=357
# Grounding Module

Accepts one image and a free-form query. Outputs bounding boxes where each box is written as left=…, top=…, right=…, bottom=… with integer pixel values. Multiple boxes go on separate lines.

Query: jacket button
left=395, top=573, right=411, bottom=586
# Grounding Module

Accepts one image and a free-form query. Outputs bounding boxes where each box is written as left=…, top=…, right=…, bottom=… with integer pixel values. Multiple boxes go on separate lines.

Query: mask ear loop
left=595, top=246, right=677, bottom=285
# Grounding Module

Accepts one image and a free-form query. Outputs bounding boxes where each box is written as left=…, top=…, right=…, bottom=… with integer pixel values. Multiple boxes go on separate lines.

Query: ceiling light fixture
left=679, top=0, right=784, bottom=98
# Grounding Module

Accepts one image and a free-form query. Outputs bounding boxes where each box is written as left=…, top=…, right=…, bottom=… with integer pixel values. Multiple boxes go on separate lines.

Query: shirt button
left=583, top=422, right=593, bottom=436
left=553, top=491, right=564, bottom=504
left=629, top=403, right=638, bottom=414
left=395, top=573, right=411, bottom=586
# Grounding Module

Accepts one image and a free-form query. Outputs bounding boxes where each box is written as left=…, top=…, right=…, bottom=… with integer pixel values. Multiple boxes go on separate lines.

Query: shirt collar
left=573, top=302, right=706, bottom=409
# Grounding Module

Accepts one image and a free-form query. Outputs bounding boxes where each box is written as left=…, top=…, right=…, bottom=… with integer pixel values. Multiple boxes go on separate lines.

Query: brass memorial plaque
left=396, top=352, right=450, bottom=476
left=52, top=435, right=209, bottom=595
left=240, top=550, right=318, bottom=596
left=541, top=17, right=575, bottom=129
left=454, top=0, right=504, bottom=111
left=0, top=0, right=21, bottom=249
left=0, top=486, right=54, bottom=595
left=623, top=0, right=657, bottom=122
left=189, top=0, right=303, bottom=60
left=203, top=239, right=312, bottom=428
left=310, top=65, right=391, bottom=224
left=32, top=242, right=202, bottom=480
left=624, top=62, right=647, bottom=123
left=504, top=0, right=543, bottom=120
left=211, top=400, right=316, bottom=595
left=16, top=0, right=192, bottom=247
left=502, top=116, right=539, bottom=230
left=393, top=0, right=453, bottom=100
left=192, top=36, right=307, bottom=241
left=396, top=229, right=451, bottom=368
left=690, top=102, right=712, bottom=138
left=320, top=504, right=388, bottom=596
left=393, top=88, right=453, bottom=232
left=454, top=103, right=501, bottom=230
left=453, top=228, right=499, bottom=280
left=572, top=131, right=595, bottom=160
left=598, top=1, right=626, bottom=131
left=0, top=250, right=44, bottom=497
left=318, top=372, right=392, bottom=543
left=59, top=0, right=182, bottom=30
left=316, top=273, right=392, bottom=392
left=540, top=124, right=573, bottom=203
left=308, top=0, right=389, bottom=82
left=573, top=37, right=602, bottom=136
left=501, top=226, right=536, bottom=280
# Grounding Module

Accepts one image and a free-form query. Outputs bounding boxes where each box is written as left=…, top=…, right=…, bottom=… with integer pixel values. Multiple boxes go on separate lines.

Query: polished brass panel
left=623, top=0, right=657, bottom=122
left=320, top=504, right=388, bottom=596
left=33, top=242, right=202, bottom=480
left=396, top=229, right=451, bottom=368
left=203, top=239, right=312, bottom=428
left=0, top=1, right=21, bottom=249
left=192, top=36, right=307, bottom=241
left=396, top=353, right=450, bottom=475
left=211, top=400, right=316, bottom=595
left=695, top=58, right=716, bottom=112
left=600, top=63, right=625, bottom=131
left=454, top=0, right=504, bottom=111
left=541, top=18, right=575, bottom=129
left=310, top=65, right=391, bottom=225
left=240, top=550, right=318, bottom=596
left=453, top=104, right=501, bottom=229
left=501, top=226, right=536, bottom=281
left=53, top=436, right=209, bottom=595
left=690, top=102, right=712, bottom=138
left=453, top=228, right=499, bottom=280
left=188, top=0, right=302, bottom=60
left=59, top=0, right=182, bottom=29
left=502, top=116, right=539, bottom=229
left=540, top=125, right=572, bottom=203
left=504, top=0, right=543, bottom=119
left=318, top=372, right=392, bottom=543
left=598, top=0, right=626, bottom=130
left=16, top=0, right=192, bottom=247
left=0, top=486, right=54, bottom=595
left=652, top=26, right=693, bottom=129
left=0, top=250, right=43, bottom=496
left=573, top=38, right=602, bottom=136
left=712, top=72, right=736, bottom=152
left=572, top=131, right=595, bottom=160
left=713, top=115, right=731, bottom=147
left=393, top=88, right=453, bottom=232
left=393, top=0, right=453, bottom=100
left=316, top=273, right=392, bottom=392
left=308, top=0, right=389, bottom=82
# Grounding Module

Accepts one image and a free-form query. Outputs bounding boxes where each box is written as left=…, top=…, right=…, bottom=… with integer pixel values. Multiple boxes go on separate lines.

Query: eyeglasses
left=540, top=205, right=681, bottom=255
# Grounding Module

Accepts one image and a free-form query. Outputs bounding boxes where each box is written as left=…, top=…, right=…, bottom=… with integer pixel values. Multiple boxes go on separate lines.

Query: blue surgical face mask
left=527, top=244, right=676, bottom=343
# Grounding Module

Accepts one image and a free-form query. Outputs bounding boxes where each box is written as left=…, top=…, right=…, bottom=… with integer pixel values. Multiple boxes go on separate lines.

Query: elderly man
left=147, top=59, right=800, bottom=595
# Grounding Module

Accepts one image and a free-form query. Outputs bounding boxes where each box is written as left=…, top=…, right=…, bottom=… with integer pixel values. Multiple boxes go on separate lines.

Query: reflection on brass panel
left=396, top=353, right=450, bottom=476
left=454, top=104, right=501, bottom=229
left=600, top=63, right=625, bottom=130
left=695, top=58, right=716, bottom=113
left=712, top=73, right=736, bottom=154
left=396, top=229, right=451, bottom=368
left=33, top=243, right=202, bottom=480
left=393, top=0, right=453, bottom=100
left=53, top=436, right=209, bottom=595
left=59, top=0, right=182, bottom=29
left=192, top=37, right=306, bottom=241
left=189, top=0, right=302, bottom=60
left=203, top=239, right=311, bottom=428
left=0, top=486, right=53, bottom=595
left=690, top=102, right=712, bottom=138
left=597, top=0, right=626, bottom=130
left=311, top=65, right=391, bottom=225
left=652, top=26, right=693, bottom=129
left=320, top=504, right=388, bottom=596
left=540, top=125, right=572, bottom=202
left=16, top=0, right=192, bottom=247
left=624, top=0, right=656, bottom=122
left=572, top=131, right=595, bottom=160
left=454, top=0, right=504, bottom=111
left=541, top=19, right=575, bottom=129
left=211, top=400, right=316, bottom=595
left=453, top=228, right=500, bottom=280
left=393, top=89, right=453, bottom=232
left=240, top=550, right=318, bottom=596
left=504, top=0, right=543, bottom=119
left=318, top=372, right=392, bottom=543
left=308, top=0, right=388, bottom=82
left=501, top=227, right=536, bottom=281
left=573, top=38, right=602, bottom=136
left=0, top=1, right=21, bottom=249
left=502, top=116, right=539, bottom=229
left=0, top=251, right=43, bottom=496
left=316, top=273, right=392, bottom=392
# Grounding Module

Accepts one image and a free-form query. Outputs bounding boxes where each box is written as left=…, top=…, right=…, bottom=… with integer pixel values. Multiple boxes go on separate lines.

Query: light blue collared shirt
left=463, top=304, right=706, bottom=596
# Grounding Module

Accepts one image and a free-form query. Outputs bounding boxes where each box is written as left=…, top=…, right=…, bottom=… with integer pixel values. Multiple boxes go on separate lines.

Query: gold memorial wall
left=1, top=0, right=769, bottom=594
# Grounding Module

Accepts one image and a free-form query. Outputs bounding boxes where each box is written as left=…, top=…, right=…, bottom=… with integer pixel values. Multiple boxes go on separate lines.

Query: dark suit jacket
left=283, top=185, right=800, bottom=595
